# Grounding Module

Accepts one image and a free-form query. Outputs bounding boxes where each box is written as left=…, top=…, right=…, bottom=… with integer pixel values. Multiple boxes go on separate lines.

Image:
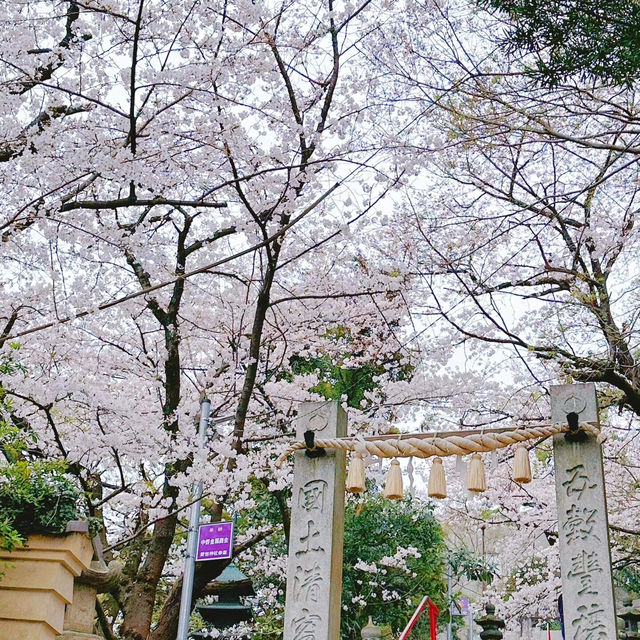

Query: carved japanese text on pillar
left=292, top=609, right=322, bottom=640
left=299, top=480, right=327, bottom=513
left=561, top=464, right=608, bottom=640
left=284, top=402, right=346, bottom=640
left=551, top=384, right=616, bottom=640
left=291, top=481, right=327, bottom=637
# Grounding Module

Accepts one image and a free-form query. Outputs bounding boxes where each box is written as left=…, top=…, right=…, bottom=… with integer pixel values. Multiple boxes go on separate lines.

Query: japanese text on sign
left=196, top=521, right=234, bottom=562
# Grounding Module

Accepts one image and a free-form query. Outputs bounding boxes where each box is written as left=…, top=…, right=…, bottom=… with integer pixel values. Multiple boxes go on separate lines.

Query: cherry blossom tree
left=0, top=1, right=434, bottom=638
left=3, top=0, right=639, bottom=636
left=364, top=0, right=640, bottom=626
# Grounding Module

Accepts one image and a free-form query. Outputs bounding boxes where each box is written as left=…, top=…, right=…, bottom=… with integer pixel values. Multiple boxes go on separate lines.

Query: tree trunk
left=120, top=514, right=178, bottom=640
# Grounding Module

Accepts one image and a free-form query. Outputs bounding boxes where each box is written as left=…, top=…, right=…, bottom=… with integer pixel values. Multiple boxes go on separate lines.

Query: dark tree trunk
left=120, top=514, right=178, bottom=640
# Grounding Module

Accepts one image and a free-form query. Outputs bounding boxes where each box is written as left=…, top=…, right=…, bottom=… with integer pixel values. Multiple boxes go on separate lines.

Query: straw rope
left=275, top=421, right=600, bottom=467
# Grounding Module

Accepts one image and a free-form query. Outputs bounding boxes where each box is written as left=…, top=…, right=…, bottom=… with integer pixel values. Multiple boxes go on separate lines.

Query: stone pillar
left=58, top=559, right=106, bottom=640
left=283, top=401, right=346, bottom=640
left=551, top=383, right=617, bottom=640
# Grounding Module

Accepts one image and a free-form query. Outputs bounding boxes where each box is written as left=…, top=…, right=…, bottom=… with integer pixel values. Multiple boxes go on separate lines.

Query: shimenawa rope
left=275, top=421, right=600, bottom=467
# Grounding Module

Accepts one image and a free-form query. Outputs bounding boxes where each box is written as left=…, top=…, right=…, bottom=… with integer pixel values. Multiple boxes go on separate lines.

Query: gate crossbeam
left=277, top=420, right=601, bottom=467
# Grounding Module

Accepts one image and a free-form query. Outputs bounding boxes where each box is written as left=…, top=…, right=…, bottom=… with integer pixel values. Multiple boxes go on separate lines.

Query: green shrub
left=0, top=460, right=81, bottom=541
left=0, top=347, right=83, bottom=547
left=341, top=495, right=447, bottom=638
left=0, top=517, right=23, bottom=551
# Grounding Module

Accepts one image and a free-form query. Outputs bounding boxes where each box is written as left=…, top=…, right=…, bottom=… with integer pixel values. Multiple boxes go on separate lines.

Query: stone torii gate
left=280, top=384, right=618, bottom=640
left=551, top=384, right=617, bottom=640
left=283, top=402, right=346, bottom=640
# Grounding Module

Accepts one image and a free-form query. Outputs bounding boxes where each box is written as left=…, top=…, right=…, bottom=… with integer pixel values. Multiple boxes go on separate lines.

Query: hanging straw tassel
left=513, top=445, right=532, bottom=484
left=467, top=453, right=486, bottom=493
left=346, top=452, right=366, bottom=493
left=428, top=457, right=447, bottom=499
left=383, top=459, right=403, bottom=500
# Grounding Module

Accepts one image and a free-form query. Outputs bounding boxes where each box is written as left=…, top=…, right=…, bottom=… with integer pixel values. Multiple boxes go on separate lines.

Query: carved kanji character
left=299, top=480, right=327, bottom=512
left=571, top=602, right=608, bottom=640
left=295, top=519, right=325, bottom=557
left=563, top=504, right=600, bottom=543
left=291, top=609, right=321, bottom=640
left=294, top=563, right=323, bottom=603
left=562, top=464, right=597, bottom=499
left=568, top=550, right=602, bottom=596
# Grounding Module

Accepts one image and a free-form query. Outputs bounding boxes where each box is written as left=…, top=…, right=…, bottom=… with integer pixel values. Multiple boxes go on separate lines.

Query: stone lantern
left=475, top=603, right=505, bottom=640
left=193, top=564, right=255, bottom=639
left=360, top=616, right=382, bottom=639
left=618, top=598, right=640, bottom=640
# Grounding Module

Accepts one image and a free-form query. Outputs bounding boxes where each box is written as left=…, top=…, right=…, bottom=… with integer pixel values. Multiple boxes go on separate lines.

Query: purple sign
left=196, top=521, right=234, bottom=561
left=451, top=597, right=469, bottom=616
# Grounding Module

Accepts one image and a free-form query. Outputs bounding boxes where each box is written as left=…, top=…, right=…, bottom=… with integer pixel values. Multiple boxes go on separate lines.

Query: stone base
left=0, top=619, right=57, bottom=640
left=0, top=531, right=93, bottom=638
left=57, top=632, right=102, bottom=640
left=0, top=589, right=66, bottom=636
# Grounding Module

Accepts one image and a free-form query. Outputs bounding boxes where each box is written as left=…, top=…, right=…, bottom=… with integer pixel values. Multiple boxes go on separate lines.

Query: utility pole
left=176, top=397, right=211, bottom=640
left=447, top=561, right=453, bottom=640
left=480, top=523, right=486, bottom=595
